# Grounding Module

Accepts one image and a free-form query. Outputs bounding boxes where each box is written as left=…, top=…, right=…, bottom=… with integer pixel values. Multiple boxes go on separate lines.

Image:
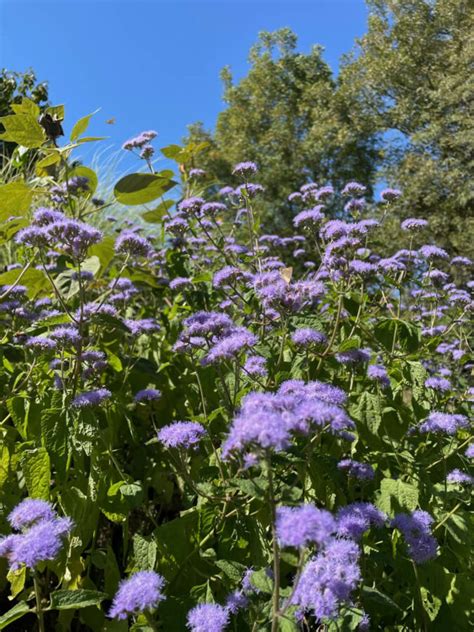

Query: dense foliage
left=0, top=103, right=472, bottom=632
left=187, top=0, right=474, bottom=256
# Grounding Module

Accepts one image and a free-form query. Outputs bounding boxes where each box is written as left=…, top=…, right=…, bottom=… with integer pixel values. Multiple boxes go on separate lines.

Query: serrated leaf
left=20, top=447, right=51, bottom=499
left=49, top=589, right=107, bottom=610
left=0, top=113, right=45, bottom=147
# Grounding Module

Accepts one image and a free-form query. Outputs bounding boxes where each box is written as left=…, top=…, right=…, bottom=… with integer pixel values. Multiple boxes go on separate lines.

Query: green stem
left=33, top=573, right=45, bottom=632
left=412, top=560, right=428, bottom=632
left=267, top=458, right=280, bottom=632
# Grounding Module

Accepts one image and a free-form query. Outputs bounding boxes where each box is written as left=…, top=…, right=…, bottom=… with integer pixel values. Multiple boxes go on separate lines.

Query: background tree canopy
left=186, top=0, right=473, bottom=255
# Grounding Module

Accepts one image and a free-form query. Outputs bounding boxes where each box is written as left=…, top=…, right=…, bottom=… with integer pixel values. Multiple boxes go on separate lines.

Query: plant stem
left=267, top=458, right=280, bottom=632
left=33, top=573, right=45, bottom=632
left=412, top=560, right=428, bottom=632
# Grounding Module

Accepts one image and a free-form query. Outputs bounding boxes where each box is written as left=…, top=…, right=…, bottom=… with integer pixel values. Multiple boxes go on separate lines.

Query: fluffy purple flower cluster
left=175, top=311, right=257, bottom=365
left=72, top=388, right=112, bottom=408
left=291, top=328, right=327, bottom=348
left=122, top=130, right=157, bottom=151
left=115, top=230, right=153, bottom=258
left=290, top=537, right=361, bottom=621
left=186, top=603, right=229, bottom=632
left=109, top=570, right=165, bottom=619
left=16, top=208, right=102, bottom=260
left=0, top=498, right=72, bottom=570
left=276, top=504, right=336, bottom=548
left=418, top=412, right=469, bottom=435
left=222, top=380, right=354, bottom=460
left=338, top=459, right=375, bottom=480
left=157, top=421, right=206, bottom=449
left=336, top=502, right=385, bottom=540
left=392, top=510, right=437, bottom=564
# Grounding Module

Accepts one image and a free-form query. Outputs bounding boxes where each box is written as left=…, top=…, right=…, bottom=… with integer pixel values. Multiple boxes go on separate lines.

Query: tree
left=0, top=69, right=49, bottom=163
left=185, top=29, right=380, bottom=231
left=339, top=0, right=474, bottom=255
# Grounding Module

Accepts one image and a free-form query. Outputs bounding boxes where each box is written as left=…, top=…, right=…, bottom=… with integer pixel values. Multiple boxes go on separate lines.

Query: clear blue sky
left=0, top=0, right=368, bottom=169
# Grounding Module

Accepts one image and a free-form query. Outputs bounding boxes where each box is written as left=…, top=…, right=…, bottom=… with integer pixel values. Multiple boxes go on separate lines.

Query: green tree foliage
left=339, top=0, right=474, bottom=255
left=0, top=69, right=49, bottom=165
left=185, top=29, right=380, bottom=230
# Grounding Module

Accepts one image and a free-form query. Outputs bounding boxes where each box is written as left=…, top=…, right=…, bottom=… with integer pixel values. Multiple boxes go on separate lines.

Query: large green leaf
left=20, top=447, right=51, bottom=499
left=0, top=113, right=45, bottom=147
left=50, top=589, right=107, bottom=611
left=0, top=602, right=31, bottom=630
left=377, top=478, right=419, bottom=515
left=0, top=181, right=32, bottom=220
left=70, top=110, right=98, bottom=141
left=114, top=173, right=176, bottom=206
left=142, top=199, right=174, bottom=223
left=0, top=268, right=49, bottom=298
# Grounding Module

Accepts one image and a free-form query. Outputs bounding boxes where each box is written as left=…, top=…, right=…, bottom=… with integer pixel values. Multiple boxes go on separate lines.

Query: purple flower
left=72, top=388, right=112, bottom=408
left=291, top=538, right=361, bottom=621
left=336, top=348, right=371, bottom=365
left=189, top=168, right=206, bottom=178
left=336, top=502, right=385, bottom=540
left=225, top=590, right=248, bottom=614
left=337, top=459, right=375, bottom=481
left=109, top=571, right=165, bottom=619
left=447, top=469, right=473, bottom=485
left=115, top=231, right=153, bottom=258
left=170, top=277, right=192, bottom=290
left=367, top=364, right=390, bottom=388
left=418, top=412, right=469, bottom=435
left=425, top=377, right=451, bottom=392
left=50, top=325, right=81, bottom=346
left=122, top=130, right=157, bottom=150
left=203, top=328, right=257, bottom=365
left=392, top=511, right=437, bottom=564
left=342, top=182, right=366, bottom=196
left=232, top=161, right=257, bottom=177
left=8, top=499, right=55, bottom=530
left=186, top=603, right=229, bottom=632
left=158, top=421, right=206, bottom=448
left=179, top=197, right=204, bottom=214
left=348, top=259, right=376, bottom=276
left=140, top=144, right=154, bottom=160
left=380, top=188, right=401, bottom=202
left=244, top=355, right=267, bottom=377
left=25, top=336, right=57, bottom=351
left=292, top=328, right=327, bottom=347
left=419, top=245, right=449, bottom=260
left=465, top=445, right=474, bottom=459
left=0, top=517, right=72, bottom=570
left=276, top=504, right=336, bottom=548
left=135, top=388, right=161, bottom=403
left=293, top=206, right=325, bottom=228
left=451, top=256, right=472, bottom=267
left=124, top=318, right=160, bottom=336
left=401, top=218, right=428, bottom=231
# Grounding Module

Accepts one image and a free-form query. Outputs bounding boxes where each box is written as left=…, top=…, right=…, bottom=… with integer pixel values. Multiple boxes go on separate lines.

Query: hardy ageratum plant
left=0, top=105, right=472, bottom=630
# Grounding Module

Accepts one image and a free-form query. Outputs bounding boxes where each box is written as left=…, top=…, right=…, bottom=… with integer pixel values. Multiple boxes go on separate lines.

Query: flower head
left=187, top=603, right=229, bottom=632
left=109, top=571, right=165, bottom=619
left=158, top=421, right=206, bottom=449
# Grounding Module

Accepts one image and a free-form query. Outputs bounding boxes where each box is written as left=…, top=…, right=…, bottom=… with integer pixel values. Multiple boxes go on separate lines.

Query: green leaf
left=88, top=236, right=116, bottom=275
left=0, top=181, right=32, bottom=220
left=70, top=110, right=98, bottom=141
left=133, top=534, right=157, bottom=571
left=49, top=589, right=107, bottom=611
left=36, top=151, right=61, bottom=176
left=0, top=268, right=48, bottom=298
left=377, top=478, right=419, bottom=516
left=250, top=568, right=273, bottom=594
left=114, top=173, right=176, bottom=206
left=0, top=602, right=31, bottom=630
left=361, top=586, right=403, bottom=613
left=0, top=113, right=45, bottom=147
left=46, top=104, right=65, bottom=121
left=7, top=566, right=27, bottom=599
left=142, top=199, right=174, bottom=223
left=215, top=559, right=247, bottom=582
left=20, top=447, right=51, bottom=499
left=12, top=97, right=40, bottom=117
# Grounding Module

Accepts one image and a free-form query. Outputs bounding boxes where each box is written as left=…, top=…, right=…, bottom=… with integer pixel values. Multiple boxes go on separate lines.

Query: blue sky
left=0, top=0, right=368, bottom=170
